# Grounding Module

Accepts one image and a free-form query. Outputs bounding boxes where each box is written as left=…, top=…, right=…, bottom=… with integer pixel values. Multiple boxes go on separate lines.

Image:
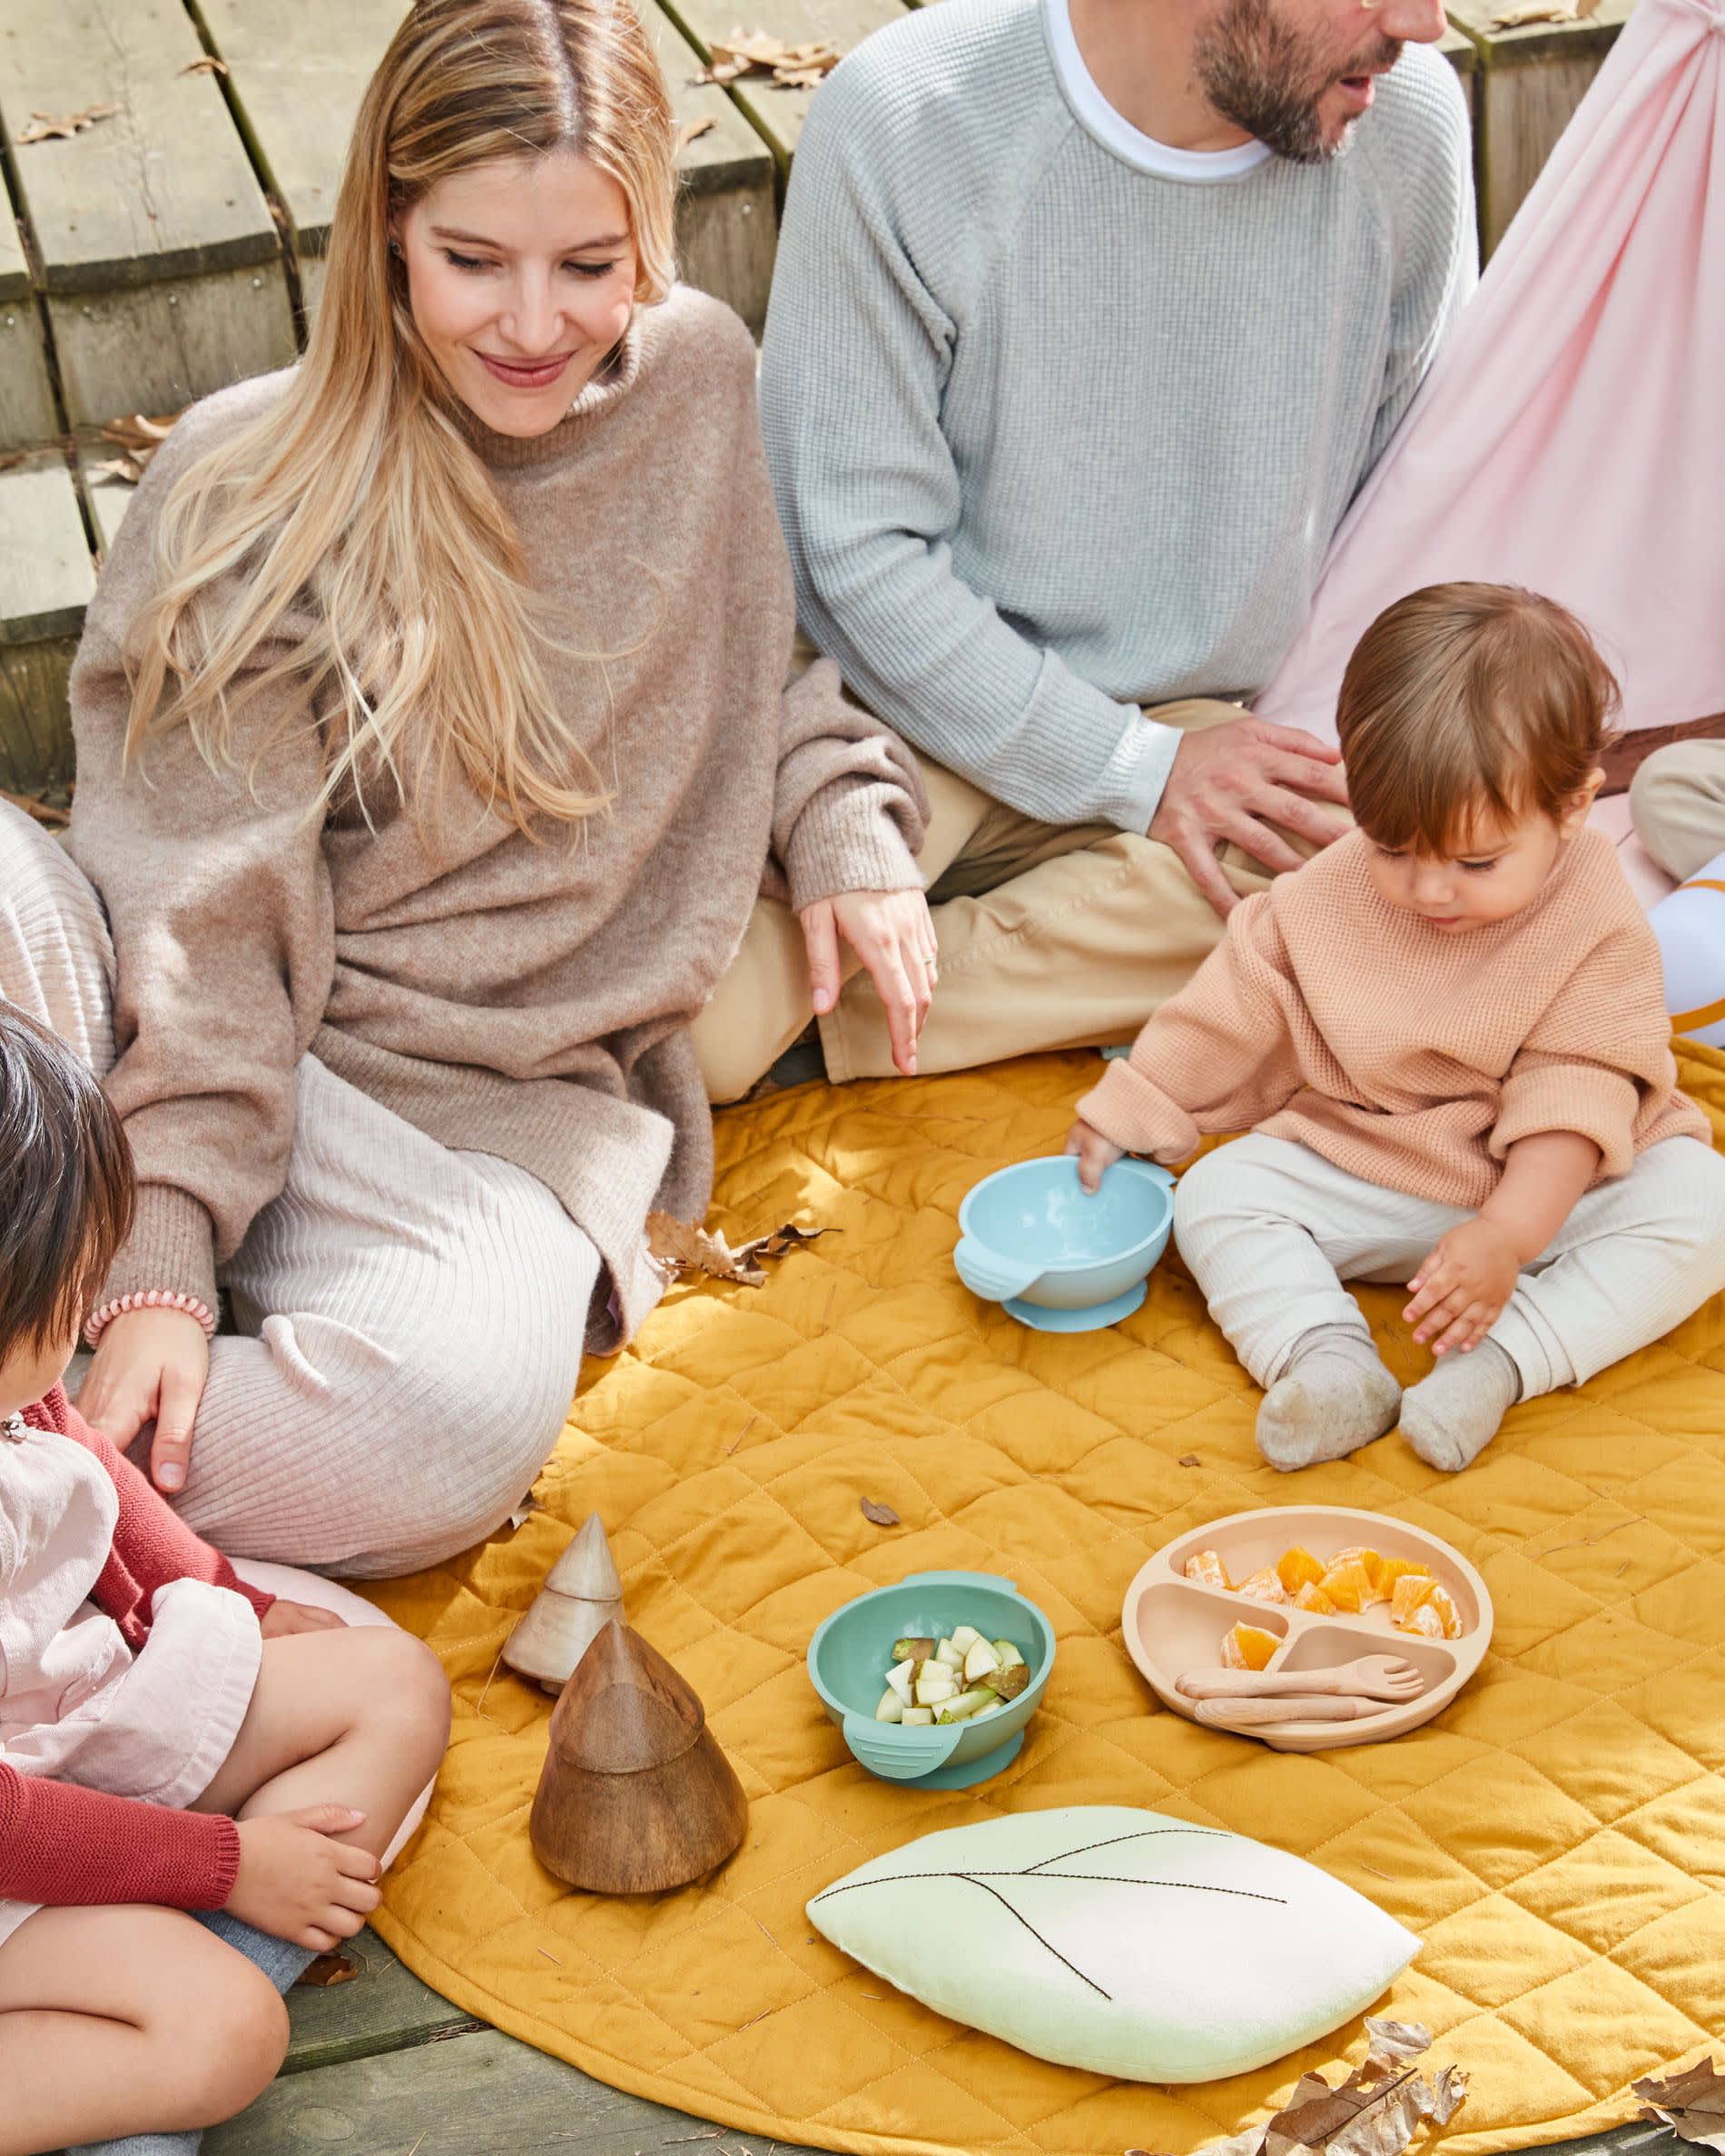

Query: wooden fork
left=1177, top=1654, right=1424, bottom=1704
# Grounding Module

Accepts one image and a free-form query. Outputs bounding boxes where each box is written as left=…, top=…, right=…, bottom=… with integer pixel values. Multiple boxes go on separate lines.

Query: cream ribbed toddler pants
left=0, top=803, right=597, bottom=1578
left=1174, top=1132, right=1725, bottom=1399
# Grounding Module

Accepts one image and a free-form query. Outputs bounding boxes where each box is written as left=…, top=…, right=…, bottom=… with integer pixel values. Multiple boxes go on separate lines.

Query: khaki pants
left=693, top=700, right=1272, bottom=1103
left=1629, top=738, right=1725, bottom=882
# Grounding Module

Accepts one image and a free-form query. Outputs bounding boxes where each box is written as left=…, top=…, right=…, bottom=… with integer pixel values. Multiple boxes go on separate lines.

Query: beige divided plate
left=1122, top=1504, right=1493, bottom=1752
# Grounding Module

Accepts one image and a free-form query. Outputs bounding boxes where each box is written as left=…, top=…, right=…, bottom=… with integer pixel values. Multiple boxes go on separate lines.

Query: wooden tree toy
left=529, top=1619, right=749, bottom=1894
left=504, top=1511, right=626, bottom=1695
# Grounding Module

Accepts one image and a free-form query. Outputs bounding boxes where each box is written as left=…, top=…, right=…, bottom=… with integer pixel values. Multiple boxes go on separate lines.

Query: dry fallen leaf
left=1135, top=2021, right=1465, bottom=2156
left=646, top=1212, right=833, bottom=1288
left=1487, top=0, right=1599, bottom=25
left=180, top=54, right=227, bottom=75
left=697, top=28, right=843, bottom=86
left=507, top=1492, right=545, bottom=1531
left=16, top=103, right=122, bottom=143
left=860, top=1497, right=901, bottom=1526
left=0, top=787, right=69, bottom=832
left=296, top=1952, right=361, bottom=1987
left=89, top=409, right=182, bottom=486
left=1635, top=2059, right=1725, bottom=2151
left=676, top=115, right=716, bottom=152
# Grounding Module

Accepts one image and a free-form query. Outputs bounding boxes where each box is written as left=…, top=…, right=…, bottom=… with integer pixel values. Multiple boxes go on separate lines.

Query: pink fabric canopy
left=1258, top=0, right=1725, bottom=744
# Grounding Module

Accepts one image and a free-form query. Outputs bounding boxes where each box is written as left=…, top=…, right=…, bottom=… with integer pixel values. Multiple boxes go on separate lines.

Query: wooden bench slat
left=0, top=205, right=59, bottom=448
left=0, top=450, right=91, bottom=788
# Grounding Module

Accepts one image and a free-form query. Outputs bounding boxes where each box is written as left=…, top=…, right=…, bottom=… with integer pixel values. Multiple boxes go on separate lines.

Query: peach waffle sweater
left=1077, top=827, right=1707, bottom=1204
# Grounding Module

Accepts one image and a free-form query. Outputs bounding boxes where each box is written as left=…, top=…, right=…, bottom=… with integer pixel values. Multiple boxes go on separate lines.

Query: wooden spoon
left=1178, top=1655, right=1424, bottom=1704
left=1194, top=1694, right=1382, bottom=1727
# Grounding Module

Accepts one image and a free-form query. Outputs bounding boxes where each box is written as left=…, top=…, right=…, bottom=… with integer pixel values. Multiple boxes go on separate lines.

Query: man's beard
left=1191, top=0, right=1402, bottom=163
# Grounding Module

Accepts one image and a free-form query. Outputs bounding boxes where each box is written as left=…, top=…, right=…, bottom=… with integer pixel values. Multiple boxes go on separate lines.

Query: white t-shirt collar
left=1045, top=0, right=1273, bottom=180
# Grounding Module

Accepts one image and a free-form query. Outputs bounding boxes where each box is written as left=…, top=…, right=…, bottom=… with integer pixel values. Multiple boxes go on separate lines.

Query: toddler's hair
left=1336, top=582, right=1619, bottom=852
left=0, top=1004, right=133, bottom=1365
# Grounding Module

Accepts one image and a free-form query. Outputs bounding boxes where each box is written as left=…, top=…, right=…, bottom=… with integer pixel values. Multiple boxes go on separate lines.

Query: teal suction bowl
left=955, top=1155, right=1175, bottom=1332
left=808, top=1570, right=1056, bottom=1789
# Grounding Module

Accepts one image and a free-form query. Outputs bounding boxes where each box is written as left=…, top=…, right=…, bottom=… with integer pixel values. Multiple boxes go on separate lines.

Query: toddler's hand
left=227, top=1806, right=380, bottom=1950
left=1405, top=1219, right=1522, bottom=1357
left=1065, top=1118, right=1125, bottom=1193
left=261, top=1600, right=347, bottom=1638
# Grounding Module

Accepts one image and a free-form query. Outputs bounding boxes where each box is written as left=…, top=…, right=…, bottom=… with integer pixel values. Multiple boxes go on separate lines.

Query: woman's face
left=396, top=149, right=638, bottom=438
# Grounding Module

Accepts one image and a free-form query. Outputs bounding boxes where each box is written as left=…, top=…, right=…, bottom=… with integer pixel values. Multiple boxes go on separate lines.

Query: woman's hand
left=1065, top=1119, right=1125, bottom=1193
left=261, top=1601, right=348, bottom=1639
left=1404, top=1218, right=1522, bottom=1356
left=226, top=1807, right=380, bottom=1951
left=799, top=889, right=938, bottom=1077
left=78, top=1306, right=211, bottom=1495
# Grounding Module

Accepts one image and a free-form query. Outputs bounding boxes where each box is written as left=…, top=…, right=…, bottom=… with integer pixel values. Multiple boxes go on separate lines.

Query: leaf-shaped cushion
left=806, top=1806, right=1417, bottom=2082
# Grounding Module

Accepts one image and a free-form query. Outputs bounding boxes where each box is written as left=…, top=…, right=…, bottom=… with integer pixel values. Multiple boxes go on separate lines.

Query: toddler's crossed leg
left=1174, top=1132, right=1725, bottom=1471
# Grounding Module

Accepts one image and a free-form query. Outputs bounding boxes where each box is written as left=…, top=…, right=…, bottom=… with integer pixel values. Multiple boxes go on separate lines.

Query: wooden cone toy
left=504, top=1512, right=626, bottom=1695
left=529, top=1619, right=749, bottom=1895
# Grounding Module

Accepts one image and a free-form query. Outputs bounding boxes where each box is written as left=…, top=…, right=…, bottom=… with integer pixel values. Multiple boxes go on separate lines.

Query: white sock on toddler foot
left=1400, top=1339, right=1521, bottom=1472
left=1256, top=1324, right=1402, bottom=1472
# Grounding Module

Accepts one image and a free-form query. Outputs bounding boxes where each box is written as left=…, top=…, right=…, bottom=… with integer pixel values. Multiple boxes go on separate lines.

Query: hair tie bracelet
left=85, top=1289, right=218, bottom=1348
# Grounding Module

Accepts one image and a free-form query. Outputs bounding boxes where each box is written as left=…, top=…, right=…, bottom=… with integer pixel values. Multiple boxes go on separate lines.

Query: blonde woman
left=0, top=0, right=932, bottom=1582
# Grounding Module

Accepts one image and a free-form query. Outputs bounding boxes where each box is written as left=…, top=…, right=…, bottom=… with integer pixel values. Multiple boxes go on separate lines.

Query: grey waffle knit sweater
left=758, top=0, right=1476, bottom=832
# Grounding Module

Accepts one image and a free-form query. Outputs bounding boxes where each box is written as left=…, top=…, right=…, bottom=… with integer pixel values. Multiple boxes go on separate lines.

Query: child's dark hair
left=1336, top=583, right=1619, bottom=853
left=0, top=1004, right=134, bottom=1365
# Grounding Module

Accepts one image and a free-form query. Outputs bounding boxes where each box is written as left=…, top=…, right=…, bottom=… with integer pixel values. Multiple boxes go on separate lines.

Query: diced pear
left=934, top=1639, right=965, bottom=1669
left=884, top=1659, right=916, bottom=1705
left=971, top=1700, right=1004, bottom=1721
left=963, top=1639, right=1001, bottom=1681
left=991, top=1640, right=1026, bottom=1668
left=949, top=1624, right=983, bottom=1654
left=937, top=1687, right=1000, bottom=1724
left=892, top=1637, right=936, bottom=1664
left=875, top=1689, right=904, bottom=1722
left=902, top=1706, right=934, bottom=1725
left=991, top=1662, right=1030, bottom=1700
left=915, top=1669, right=959, bottom=1706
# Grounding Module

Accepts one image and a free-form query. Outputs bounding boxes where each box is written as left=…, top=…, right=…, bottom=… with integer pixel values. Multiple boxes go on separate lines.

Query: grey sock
left=65, top=1915, right=315, bottom=2156
left=1400, top=1338, right=1521, bottom=1472
left=1256, top=1323, right=1402, bottom=1472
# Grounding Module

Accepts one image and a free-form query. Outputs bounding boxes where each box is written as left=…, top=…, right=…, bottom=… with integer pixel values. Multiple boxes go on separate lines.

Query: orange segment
left=1220, top=1622, right=1280, bottom=1672
left=1379, top=1557, right=1433, bottom=1598
left=1332, top=1545, right=1389, bottom=1600
left=1293, top=1581, right=1336, bottom=1614
left=1237, top=1564, right=1286, bottom=1604
left=1184, top=1550, right=1232, bottom=1590
left=1276, top=1545, right=1327, bottom=1595
left=1400, top=1600, right=1445, bottom=1639
left=1426, top=1583, right=1464, bottom=1639
left=1392, top=1573, right=1438, bottom=1625
left=1317, top=1560, right=1373, bottom=1613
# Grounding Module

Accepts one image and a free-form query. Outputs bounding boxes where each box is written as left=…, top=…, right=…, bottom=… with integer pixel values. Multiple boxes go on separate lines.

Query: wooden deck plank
left=656, top=0, right=914, bottom=169
left=0, top=449, right=90, bottom=787
left=207, top=2021, right=839, bottom=2156
left=1444, top=0, right=1636, bottom=252
left=282, top=1929, right=480, bottom=2076
left=0, top=202, right=59, bottom=448
left=0, top=0, right=296, bottom=422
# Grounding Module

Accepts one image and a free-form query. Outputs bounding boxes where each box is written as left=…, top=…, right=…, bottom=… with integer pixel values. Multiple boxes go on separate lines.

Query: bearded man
left=699, top=0, right=1474, bottom=1100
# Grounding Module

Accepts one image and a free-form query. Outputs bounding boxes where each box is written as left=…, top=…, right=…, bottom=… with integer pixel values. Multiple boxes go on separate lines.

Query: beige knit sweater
left=68, top=287, right=926, bottom=1351
left=1078, top=828, right=1706, bottom=1205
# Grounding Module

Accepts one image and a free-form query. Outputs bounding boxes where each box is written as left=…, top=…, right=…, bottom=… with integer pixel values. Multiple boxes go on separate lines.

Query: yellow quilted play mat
left=365, top=1047, right=1725, bottom=2156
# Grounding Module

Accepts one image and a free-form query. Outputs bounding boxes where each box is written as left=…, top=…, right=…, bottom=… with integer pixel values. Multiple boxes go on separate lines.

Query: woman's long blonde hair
left=126, top=0, right=677, bottom=833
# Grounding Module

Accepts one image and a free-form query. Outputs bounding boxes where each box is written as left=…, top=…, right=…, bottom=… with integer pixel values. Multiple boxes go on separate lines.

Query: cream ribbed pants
left=0, top=803, right=597, bottom=1579
left=1174, top=1132, right=1725, bottom=1398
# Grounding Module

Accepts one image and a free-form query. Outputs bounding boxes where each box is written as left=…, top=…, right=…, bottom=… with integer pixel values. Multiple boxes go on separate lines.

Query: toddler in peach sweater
left=1068, top=584, right=1725, bottom=1472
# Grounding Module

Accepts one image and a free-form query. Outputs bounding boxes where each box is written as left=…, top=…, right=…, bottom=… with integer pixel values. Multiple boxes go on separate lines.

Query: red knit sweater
left=0, top=1385, right=275, bottom=1912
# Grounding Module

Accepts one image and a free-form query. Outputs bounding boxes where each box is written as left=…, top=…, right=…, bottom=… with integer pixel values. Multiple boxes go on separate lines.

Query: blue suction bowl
left=954, top=1155, right=1175, bottom=1318
left=808, top=1570, right=1056, bottom=1789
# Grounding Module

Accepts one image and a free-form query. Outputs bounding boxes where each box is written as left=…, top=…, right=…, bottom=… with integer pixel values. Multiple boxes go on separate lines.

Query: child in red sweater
left=1067, top=585, right=1725, bottom=1472
left=0, top=1009, right=450, bottom=2156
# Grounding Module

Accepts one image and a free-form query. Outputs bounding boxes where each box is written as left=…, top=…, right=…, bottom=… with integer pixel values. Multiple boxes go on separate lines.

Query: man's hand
left=260, top=1600, right=348, bottom=1639
left=78, top=1305, right=210, bottom=1495
left=800, top=889, right=938, bottom=1076
left=1148, top=715, right=1349, bottom=920
left=1064, top=1118, right=1125, bottom=1193
left=1404, top=1219, right=1523, bottom=1357
left=225, top=1807, right=380, bottom=1952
